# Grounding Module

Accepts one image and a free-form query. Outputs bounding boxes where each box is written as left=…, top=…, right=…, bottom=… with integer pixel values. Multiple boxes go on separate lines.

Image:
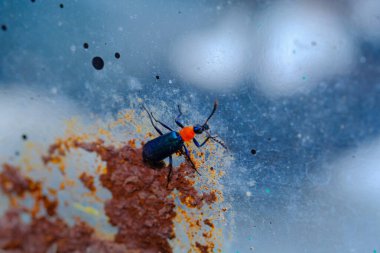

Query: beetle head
left=194, top=124, right=204, bottom=134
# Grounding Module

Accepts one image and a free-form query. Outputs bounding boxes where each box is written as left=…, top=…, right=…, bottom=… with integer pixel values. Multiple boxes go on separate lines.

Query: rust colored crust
left=0, top=164, right=58, bottom=217
left=79, top=172, right=96, bottom=192
left=77, top=140, right=217, bottom=253
left=0, top=210, right=128, bottom=253
left=0, top=140, right=217, bottom=253
left=204, top=219, right=214, bottom=228
left=0, top=165, right=127, bottom=253
left=195, top=242, right=210, bottom=253
left=0, top=164, right=40, bottom=197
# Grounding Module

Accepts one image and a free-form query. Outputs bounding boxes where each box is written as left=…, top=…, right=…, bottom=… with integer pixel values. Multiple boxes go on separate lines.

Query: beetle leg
left=142, top=105, right=163, bottom=135
left=167, top=155, right=173, bottom=187
left=175, top=105, right=185, bottom=128
left=182, top=145, right=201, bottom=175
left=193, top=137, right=211, bottom=148
left=195, top=134, right=228, bottom=150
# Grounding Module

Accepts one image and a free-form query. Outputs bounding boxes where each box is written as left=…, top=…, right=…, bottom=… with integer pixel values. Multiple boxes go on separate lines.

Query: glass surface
left=1, top=0, right=380, bottom=252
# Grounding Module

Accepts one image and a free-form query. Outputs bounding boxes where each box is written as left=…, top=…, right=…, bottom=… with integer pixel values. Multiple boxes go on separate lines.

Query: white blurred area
left=170, top=12, right=251, bottom=90
left=349, top=0, right=380, bottom=42
left=330, top=140, right=380, bottom=210
left=0, top=88, right=84, bottom=160
left=170, top=1, right=361, bottom=97
left=0, top=88, right=114, bottom=230
left=250, top=1, right=357, bottom=97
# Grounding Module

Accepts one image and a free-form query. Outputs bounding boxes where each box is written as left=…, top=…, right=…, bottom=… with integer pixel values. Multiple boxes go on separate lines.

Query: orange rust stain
left=0, top=108, right=226, bottom=252
left=79, top=172, right=96, bottom=192
left=98, top=128, right=111, bottom=139
left=47, top=188, right=57, bottom=196
left=0, top=164, right=58, bottom=218
left=95, top=164, right=107, bottom=174
left=59, top=182, right=66, bottom=190
left=179, top=126, right=195, bottom=142
left=128, top=139, right=136, bottom=148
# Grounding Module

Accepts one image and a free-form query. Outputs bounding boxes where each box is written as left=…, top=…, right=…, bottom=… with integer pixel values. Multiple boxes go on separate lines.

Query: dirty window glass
left=1, top=1, right=380, bottom=252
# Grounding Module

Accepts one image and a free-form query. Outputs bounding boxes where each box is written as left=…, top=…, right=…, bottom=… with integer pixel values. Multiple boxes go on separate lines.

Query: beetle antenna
left=203, top=100, right=218, bottom=127
left=205, top=131, right=228, bottom=150
left=212, top=137, right=228, bottom=150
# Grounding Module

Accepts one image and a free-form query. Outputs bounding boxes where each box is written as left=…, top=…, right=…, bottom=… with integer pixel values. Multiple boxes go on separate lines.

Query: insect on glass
left=142, top=100, right=227, bottom=185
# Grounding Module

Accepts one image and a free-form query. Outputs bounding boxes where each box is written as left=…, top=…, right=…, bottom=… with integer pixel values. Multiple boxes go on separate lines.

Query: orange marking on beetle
left=179, top=126, right=195, bottom=142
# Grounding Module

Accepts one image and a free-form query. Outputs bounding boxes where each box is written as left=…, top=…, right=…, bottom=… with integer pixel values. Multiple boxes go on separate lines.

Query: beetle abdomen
left=143, top=131, right=183, bottom=162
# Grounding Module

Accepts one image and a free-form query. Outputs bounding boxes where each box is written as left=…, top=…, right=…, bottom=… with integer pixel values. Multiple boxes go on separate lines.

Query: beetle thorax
left=179, top=126, right=195, bottom=142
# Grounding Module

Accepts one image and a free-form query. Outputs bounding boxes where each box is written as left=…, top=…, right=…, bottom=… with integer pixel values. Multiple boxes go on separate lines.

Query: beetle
left=142, top=100, right=226, bottom=184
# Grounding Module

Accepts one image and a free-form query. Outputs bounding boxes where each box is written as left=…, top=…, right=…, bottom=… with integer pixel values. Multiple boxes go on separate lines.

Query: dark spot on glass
left=267, top=137, right=271, bottom=141
left=1, top=25, right=7, bottom=31
left=251, top=149, right=256, bottom=155
left=59, top=3, right=64, bottom=8
left=92, top=56, right=104, bottom=70
left=31, top=0, right=35, bottom=2
left=155, top=75, right=160, bottom=80
left=178, top=10, right=182, bottom=14
left=114, top=52, right=120, bottom=59
left=210, top=167, right=214, bottom=171
left=83, top=42, right=89, bottom=49
left=15, top=151, right=20, bottom=156
left=311, top=41, right=317, bottom=46
left=22, top=134, right=28, bottom=141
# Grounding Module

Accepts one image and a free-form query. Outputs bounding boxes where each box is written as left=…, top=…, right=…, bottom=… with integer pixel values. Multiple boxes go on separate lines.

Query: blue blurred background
left=1, top=0, right=380, bottom=252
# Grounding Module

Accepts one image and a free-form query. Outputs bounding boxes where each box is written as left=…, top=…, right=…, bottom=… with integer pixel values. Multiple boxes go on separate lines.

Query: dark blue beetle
left=142, top=101, right=226, bottom=184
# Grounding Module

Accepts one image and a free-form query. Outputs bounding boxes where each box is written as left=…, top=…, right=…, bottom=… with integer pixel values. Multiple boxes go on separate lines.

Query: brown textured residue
left=79, top=172, right=96, bottom=192
left=204, top=219, right=214, bottom=228
left=77, top=140, right=217, bottom=253
left=0, top=210, right=128, bottom=253
left=0, top=108, right=227, bottom=252
left=0, top=166, right=127, bottom=253
left=0, top=164, right=40, bottom=197
left=0, top=164, right=58, bottom=217
left=195, top=242, right=211, bottom=253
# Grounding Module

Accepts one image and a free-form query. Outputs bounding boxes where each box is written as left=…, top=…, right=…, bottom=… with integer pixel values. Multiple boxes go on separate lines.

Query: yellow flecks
left=124, top=110, right=135, bottom=122
left=136, top=125, right=142, bottom=133
left=9, top=196, right=18, bottom=208
left=47, top=188, right=57, bottom=196
left=21, top=156, right=33, bottom=173
left=98, top=128, right=112, bottom=139
left=184, top=196, right=196, bottom=207
left=96, top=164, right=107, bottom=174
left=59, top=163, right=65, bottom=175
left=59, top=182, right=66, bottom=190
left=109, top=117, right=126, bottom=128
left=82, top=192, right=103, bottom=203
left=44, top=154, right=66, bottom=175
left=73, top=202, right=100, bottom=217
left=93, top=229, right=115, bottom=241
left=49, top=156, right=62, bottom=165
left=128, top=139, right=136, bottom=148
left=63, top=178, right=76, bottom=187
